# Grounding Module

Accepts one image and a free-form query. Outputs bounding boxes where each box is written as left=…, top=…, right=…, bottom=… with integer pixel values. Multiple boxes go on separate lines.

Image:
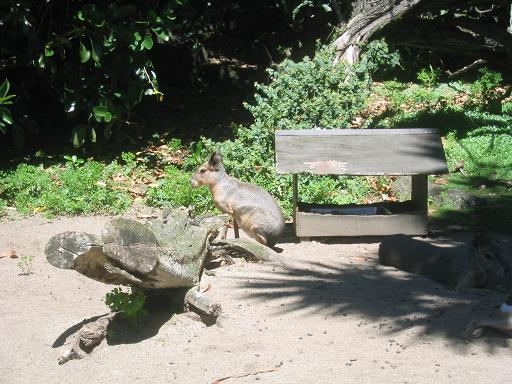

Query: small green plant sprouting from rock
left=105, top=287, right=148, bottom=323
left=17, top=255, right=34, bottom=275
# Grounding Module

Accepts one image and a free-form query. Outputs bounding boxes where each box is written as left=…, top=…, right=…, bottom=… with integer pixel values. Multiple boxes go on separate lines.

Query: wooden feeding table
left=275, top=128, right=448, bottom=239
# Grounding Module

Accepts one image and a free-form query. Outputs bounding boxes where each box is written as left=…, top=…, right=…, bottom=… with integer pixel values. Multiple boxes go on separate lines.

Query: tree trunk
left=333, top=0, right=511, bottom=65
left=333, top=0, right=424, bottom=64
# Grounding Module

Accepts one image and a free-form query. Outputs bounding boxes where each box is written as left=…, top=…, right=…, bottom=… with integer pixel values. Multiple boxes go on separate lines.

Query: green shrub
left=371, top=66, right=511, bottom=180
left=470, top=68, right=502, bottom=99
left=444, top=131, right=512, bottom=179
left=0, top=79, right=15, bottom=135
left=195, top=41, right=401, bottom=218
left=0, top=197, right=6, bottom=216
left=246, top=45, right=369, bottom=134
left=105, top=287, right=147, bottom=322
left=0, top=161, right=131, bottom=215
left=42, top=162, right=131, bottom=215
left=0, top=164, right=56, bottom=214
left=1, top=1, right=183, bottom=147
left=146, top=166, right=216, bottom=214
left=417, top=65, right=441, bottom=87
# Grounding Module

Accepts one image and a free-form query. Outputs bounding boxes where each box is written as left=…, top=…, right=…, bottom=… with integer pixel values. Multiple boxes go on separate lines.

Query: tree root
left=58, top=312, right=116, bottom=364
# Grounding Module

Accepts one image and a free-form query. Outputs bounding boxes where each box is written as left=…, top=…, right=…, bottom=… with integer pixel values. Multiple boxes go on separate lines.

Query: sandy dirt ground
left=1, top=214, right=512, bottom=384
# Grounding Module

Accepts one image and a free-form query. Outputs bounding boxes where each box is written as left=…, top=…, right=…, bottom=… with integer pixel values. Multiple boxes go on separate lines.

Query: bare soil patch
left=1, top=215, right=511, bottom=384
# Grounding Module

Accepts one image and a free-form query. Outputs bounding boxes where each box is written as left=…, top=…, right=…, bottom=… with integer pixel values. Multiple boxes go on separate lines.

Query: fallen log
left=45, top=208, right=282, bottom=363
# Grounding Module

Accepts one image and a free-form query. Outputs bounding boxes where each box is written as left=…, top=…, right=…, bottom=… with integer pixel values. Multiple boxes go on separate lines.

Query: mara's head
left=472, top=231, right=512, bottom=290
left=190, top=151, right=225, bottom=188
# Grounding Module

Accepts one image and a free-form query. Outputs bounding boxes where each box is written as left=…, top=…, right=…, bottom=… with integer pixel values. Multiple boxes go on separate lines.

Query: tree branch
left=446, top=59, right=487, bottom=78
left=333, top=0, right=423, bottom=64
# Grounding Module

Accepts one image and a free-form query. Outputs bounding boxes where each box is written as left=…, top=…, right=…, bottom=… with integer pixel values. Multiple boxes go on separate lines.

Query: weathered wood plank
left=411, top=174, right=428, bottom=212
left=275, top=129, right=448, bottom=175
left=296, top=211, right=427, bottom=237
left=292, top=174, right=298, bottom=227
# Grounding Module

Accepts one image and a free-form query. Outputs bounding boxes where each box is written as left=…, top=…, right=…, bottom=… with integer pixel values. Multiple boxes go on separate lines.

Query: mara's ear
left=208, top=151, right=222, bottom=170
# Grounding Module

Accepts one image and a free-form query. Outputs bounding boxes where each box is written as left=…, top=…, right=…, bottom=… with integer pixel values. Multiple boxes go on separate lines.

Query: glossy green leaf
left=93, top=105, right=108, bottom=117
left=0, top=94, right=15, bottom=104
left=44, top=47, right=54, bottom=57
left=37, top=55, right=45, bottom=69
left=71, top=125, right=87, bottom=148
left=0, top=80, right=9, bottom=98
left=90, top=38, right=100, bottom=62
left=0, top=107, right=13, bottom=124
left=89, top=126, right=97, bottom=143
left=103, top=112, right=112, bottom=122
left=79, top=42, right=91, bottom=63
left=142, top=35, right=153, bottom=50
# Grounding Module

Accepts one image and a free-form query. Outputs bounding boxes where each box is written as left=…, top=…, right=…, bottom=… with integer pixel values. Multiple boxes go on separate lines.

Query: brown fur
left=190, top=151, right=285, bottom=247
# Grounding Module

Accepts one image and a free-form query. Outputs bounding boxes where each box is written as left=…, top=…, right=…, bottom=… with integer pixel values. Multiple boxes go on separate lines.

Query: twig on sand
left=212, top=367, right=279, bottom=383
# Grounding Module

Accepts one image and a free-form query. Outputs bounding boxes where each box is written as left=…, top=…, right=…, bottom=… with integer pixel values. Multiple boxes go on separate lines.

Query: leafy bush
left=105, top=287, right=147, bottom=322
left=0, top=164, right=56, bottom=214
left=1, top=1, right=183, bottom=147
left=369, top=67, right=511, bottom=180
left=195, top=41, right=400, bottom=218
left=246, top=45, right=368, bottom=134
left=470, top=68, right=502, bottom=99
left=45, top=162, right=131, bottom=215
left=417, top=65, right=441, bottom=87
left=0, top=198, right=6, bottom=216
left=146, top=166, right=216, bottom=214
left=444, top=130, right=512, bottom=179
left=0, top=161, right=131, bottom=215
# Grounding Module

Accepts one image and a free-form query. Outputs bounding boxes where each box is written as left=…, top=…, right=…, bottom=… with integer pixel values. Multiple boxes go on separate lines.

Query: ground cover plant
left=0, top=40, right=510, bottom=227
left=0, top=161, right=131, bottom=216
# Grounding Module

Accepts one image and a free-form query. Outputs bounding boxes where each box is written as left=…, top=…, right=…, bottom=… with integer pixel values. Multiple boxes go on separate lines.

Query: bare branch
left=446, top=59, right=487, bottom=78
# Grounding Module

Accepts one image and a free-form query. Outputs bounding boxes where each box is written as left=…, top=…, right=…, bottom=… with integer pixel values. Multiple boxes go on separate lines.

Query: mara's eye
left=199, top=169, right=206, bottom=173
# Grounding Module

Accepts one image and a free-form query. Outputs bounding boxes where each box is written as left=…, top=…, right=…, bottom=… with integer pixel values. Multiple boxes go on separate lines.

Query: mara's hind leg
left=243, top=227, right=268, bottom=245
left=255, top=233, right=267, bottom=245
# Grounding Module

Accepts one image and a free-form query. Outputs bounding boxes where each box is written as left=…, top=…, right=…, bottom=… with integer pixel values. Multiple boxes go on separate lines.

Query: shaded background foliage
left=0, top=0, right=511, bottom=231
left=1, top=0, right=510, bottom=155
left=0, top=0, right=184, bottom=151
